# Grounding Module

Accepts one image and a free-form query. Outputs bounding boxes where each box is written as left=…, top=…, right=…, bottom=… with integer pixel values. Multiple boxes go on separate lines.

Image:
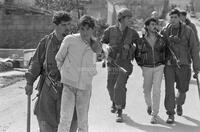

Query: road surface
left=1, top=61, right=200, bottom=132
left=1, top=17, right=200, bottom=132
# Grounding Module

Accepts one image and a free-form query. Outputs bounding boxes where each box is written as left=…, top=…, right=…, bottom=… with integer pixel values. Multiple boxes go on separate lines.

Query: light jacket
left=55, top=33, right=100, bottom=90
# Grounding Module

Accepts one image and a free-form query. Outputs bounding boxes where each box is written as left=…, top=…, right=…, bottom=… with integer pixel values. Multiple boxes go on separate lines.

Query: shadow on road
left=123, top=114, right=200, bottom=132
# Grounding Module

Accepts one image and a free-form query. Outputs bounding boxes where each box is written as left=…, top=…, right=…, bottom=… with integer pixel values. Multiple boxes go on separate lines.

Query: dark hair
left=169, top=9, right=180, bottom=16
left=144, top=17, right=158, bottom=26
left=78, top=15, right=95, bottom=29
left=180, top=10, right=187, bottom=16
left=52, top=11, right=72, bottom=25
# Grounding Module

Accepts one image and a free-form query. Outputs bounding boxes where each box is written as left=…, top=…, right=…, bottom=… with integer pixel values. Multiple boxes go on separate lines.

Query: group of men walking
left=24, top=7, right=200, bottom=132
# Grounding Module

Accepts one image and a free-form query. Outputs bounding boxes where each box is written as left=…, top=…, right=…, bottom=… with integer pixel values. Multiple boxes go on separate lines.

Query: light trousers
left=142, top=65, right=164, bottom=116
left=58, top=84, right=91, bottom=132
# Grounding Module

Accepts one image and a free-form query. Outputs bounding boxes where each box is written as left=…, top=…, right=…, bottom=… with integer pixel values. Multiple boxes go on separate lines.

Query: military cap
left=180, top=10, right=187, bottom=16
left=117, top=8, right=132, bottom=20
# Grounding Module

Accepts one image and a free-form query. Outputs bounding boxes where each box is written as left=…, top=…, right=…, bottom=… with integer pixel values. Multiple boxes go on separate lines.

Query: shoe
left=147, top=106, right=152, bottom=115
left=166, top=115, right=174, bottom=124
left=116, top=109, right=123, bottom=123
left=150, top=115, right=158, bottom=124
left=111, top=102, right=117, bottom=113
left=176, top=105, right=183, bottom=116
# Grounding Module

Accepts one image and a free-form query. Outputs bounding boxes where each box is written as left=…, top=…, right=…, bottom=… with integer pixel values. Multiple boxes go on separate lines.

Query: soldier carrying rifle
left=25, top=11, right=77, bottom=132
left=161, top=9, right=200, bottom=124
left=101, top=8, right=139, bottom=122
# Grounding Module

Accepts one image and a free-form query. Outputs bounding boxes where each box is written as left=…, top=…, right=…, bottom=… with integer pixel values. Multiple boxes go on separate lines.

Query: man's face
left=121, top=16, right=132, bottom=27
left=147, top=21, right=157, bottom=33
left=169, top=14, right=180, bottom=26
left=180, top=14, right=186, bottom=22
left=79, top=25, right=94, bottom=40
left=56, top=21, right=72, bottom=37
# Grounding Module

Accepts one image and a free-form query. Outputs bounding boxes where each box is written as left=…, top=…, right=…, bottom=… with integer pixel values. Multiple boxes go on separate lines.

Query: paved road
left=1, top=62, right=200, bottom=132
left=1, top=18, right=200, bottom=132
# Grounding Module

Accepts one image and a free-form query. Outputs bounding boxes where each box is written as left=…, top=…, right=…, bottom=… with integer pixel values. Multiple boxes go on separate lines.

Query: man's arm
left=132, top=29, right=140, bottom=45
left=55, top=36, right=70, bottom=71
left=25, top=36, right=47, bottom=86
left=190, top=23, right=199, bottom=43
left=188, top=28, right=200, bottom=72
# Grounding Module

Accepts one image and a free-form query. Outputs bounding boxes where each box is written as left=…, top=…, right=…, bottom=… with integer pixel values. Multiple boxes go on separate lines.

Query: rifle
left=167, top=45, right=181, bottom=69
left=107, top=55, right=127, bottom=73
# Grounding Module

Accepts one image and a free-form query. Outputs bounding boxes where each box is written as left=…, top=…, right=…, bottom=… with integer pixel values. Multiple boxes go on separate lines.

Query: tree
left=35, top=0, right=77, bottom=11
left=160, top=0, right=169, bottom=19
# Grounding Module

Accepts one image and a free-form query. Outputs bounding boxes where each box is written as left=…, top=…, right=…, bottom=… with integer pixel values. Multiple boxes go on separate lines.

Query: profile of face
left=147, top=21, right=158, bottom=33
left=121, top=16, right=132, bottom=27
left=79, top=24, right=94, bottom=41
left=56, top=21, right=72, bottom=37
left=169, top=14, right=180, bottom=26
left=179, top=14, right=186, bottom=22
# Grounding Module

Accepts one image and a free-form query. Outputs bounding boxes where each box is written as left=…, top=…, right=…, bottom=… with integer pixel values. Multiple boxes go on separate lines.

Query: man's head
left=78, top=15, right=96, bottom=41
left=144, top=17, right=158, bottom=33
left=169, top=9, right=181, bottom=26
left=52, top=11, right=72, bottom=37
left=180, top=10, right=187, bottom=22
left=117, top=8, right=132, bottom=27
left=151, top=11, right=159, bottom=19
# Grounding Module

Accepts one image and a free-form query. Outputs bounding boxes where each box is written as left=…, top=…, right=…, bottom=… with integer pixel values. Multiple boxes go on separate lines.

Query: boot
left=147, top=106, right=152, bottom=115
left=166, top=115, right=174, bottom=124
left=176, top=105, right=183, bottom=116
left=150, top=115, right=158, bottom=124
left=116, top=109, right=123, bottom=123
left=111, top=102, right=117, bottom=113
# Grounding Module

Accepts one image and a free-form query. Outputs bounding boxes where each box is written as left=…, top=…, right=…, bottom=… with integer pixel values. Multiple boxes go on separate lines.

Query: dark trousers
left=164, top=65, right=191, bottom=115
left=37, top=109, right=77, bottom=132
left=107, top=60, right=133, bottom=109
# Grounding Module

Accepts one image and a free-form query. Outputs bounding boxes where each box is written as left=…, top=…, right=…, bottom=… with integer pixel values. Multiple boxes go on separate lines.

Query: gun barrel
left=167, top=46, right=180, bottom=68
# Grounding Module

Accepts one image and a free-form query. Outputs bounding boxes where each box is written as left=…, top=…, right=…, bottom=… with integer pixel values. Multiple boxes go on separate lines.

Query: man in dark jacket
left=25, top=11, right=77, bottom=132
left=161, top=9, right=200, bottom=124
left=135, top=17, right=166, bottom=124
left=101, top=8, right=139, bottom=122
left=180, top=10, right=199, bottom=45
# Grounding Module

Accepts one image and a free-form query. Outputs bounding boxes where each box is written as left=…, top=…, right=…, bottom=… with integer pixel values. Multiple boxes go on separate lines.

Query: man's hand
left=102, top=44, right=111, bottom=59
left=25, top=84, right=33, bottom=95
left=193, top=72, right=199, bottom=79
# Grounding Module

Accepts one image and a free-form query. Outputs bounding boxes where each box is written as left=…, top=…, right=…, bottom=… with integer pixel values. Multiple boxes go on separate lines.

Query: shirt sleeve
left=132, top=29, right=140, bottom=45
left=25, top=36, right=47, bottom=86
left=188, top=28, right=200, bottom=72
left=55, top=36, right=70, bottom=71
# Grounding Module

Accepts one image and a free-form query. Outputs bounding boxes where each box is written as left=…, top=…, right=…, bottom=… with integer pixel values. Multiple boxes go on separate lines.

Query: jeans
left=58, top=84, right=91, bottom=132
left=142, top=65, right=164, bottom=116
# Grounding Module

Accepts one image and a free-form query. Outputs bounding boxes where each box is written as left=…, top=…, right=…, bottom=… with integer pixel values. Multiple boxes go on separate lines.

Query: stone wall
left=0, top=12, right=53, bottom=49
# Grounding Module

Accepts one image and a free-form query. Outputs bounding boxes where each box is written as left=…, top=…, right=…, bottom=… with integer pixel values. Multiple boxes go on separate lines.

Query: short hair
left=52, top=11, right=72, bottom=25
left=78, top=15, right=95, bottom=29
left=144, top=17, right=158, bottom=26
left=180, top=10, right=187, bottom=16
left=169, top=9, right=180, bottom=16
